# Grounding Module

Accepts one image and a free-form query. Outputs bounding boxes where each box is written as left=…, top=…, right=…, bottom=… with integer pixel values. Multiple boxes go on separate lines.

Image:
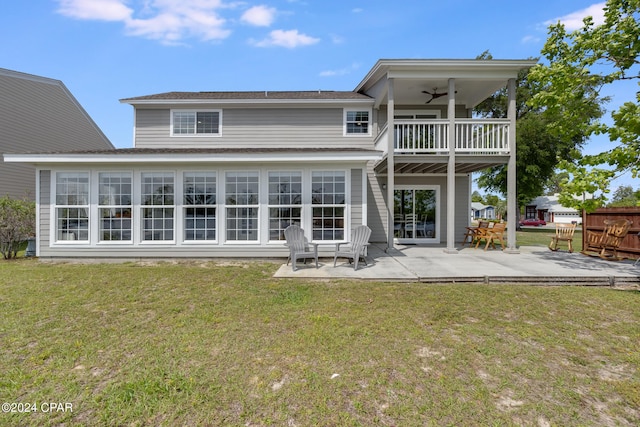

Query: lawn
left=517, top=225, right=583, bottom=252
left=1, top=259, right=638, bottom=426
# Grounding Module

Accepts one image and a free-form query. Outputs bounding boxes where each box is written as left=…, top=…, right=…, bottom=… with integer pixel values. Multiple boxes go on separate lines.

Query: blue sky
left=2, top=0, right=637, bottom=191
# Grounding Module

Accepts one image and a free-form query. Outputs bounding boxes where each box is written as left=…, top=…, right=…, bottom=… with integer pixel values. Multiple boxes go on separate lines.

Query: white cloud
left=56, top=0, right=231, bottom=44
left=319, top=62, right=360, bottom=77
left=252, top=29, right=319, bottom=48
left=545, top=2, right=606, bottom=30
left=57, top=0, right=132, bottom=21
left=241, top=5, right=277, bottom=27
left=352, top=8, right=363, bottom=13
left=521, top=35, right=540, bottom=44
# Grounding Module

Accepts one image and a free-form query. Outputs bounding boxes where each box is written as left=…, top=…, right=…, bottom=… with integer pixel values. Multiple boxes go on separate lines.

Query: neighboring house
left=525, top=194, right=583, bottom=224
left=471, top=202, right=495, bottom=220
left=0, top=68, right=114, bottom=199
left=5, top=58, right=536, bottom=259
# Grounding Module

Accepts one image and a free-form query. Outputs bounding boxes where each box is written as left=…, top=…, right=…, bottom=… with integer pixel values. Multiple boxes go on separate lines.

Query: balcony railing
left=375, top=119, right=511, bottom=155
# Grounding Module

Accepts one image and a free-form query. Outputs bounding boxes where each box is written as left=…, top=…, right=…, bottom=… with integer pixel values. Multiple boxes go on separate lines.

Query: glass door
left=394, top=186, right=439, bottom=243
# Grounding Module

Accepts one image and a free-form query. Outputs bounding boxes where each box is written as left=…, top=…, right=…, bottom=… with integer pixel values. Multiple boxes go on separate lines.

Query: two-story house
left=4, top=59, right=536, bottom=259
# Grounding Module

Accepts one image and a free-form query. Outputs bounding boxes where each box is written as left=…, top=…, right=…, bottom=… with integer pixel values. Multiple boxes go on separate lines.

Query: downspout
left=444, top=78, right=458, bottom=253
left=505, top=77, right=519, bottom=253
left=386, top=77, right=395, bottom=251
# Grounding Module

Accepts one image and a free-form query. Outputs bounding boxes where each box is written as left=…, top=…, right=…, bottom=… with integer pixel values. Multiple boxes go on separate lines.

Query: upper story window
left=344, top=109, right=371, bottom=136
left=171, top=110, right=222, bottom=136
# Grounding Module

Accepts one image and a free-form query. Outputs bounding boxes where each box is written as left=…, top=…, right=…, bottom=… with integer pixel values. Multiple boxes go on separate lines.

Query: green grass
left=517, top=226, right=583, bottom=252
left=1, top=260, right=639, bottom=426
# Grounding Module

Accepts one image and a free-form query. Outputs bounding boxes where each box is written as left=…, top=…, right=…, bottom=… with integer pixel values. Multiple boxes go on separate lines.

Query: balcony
left=374, top=119, right=511, bottom=155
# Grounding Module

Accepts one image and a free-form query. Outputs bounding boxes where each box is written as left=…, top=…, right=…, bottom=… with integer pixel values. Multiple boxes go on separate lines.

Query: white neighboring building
left=526, top=194, right=582, bottom=224
left=471, top=202, right=496, bottom=220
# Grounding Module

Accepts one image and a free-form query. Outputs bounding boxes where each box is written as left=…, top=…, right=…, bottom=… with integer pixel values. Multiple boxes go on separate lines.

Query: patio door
left=394, top=186, right=439, bottom=244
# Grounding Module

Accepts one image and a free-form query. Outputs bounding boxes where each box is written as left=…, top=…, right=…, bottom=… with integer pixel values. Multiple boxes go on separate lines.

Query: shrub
left=0, top=196, right=36, bottom=259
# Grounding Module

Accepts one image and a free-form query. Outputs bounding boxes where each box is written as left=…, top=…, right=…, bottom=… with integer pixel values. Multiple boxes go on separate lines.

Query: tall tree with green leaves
left=473, top=52, right=593, bottom=219
left=528, top=0, right=640, bottom=212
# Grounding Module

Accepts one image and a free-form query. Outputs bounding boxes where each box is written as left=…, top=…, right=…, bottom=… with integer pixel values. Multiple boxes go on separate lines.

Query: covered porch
left=356, top=59, right=538, bottom=254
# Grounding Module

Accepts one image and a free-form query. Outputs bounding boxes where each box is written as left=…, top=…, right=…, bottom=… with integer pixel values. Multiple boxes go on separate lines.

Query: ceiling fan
left=422, top=88, right=453, bottom=104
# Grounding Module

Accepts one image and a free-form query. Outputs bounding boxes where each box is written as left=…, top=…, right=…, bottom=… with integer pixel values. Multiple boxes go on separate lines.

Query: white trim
left=4, top=152, right=381, bottom=164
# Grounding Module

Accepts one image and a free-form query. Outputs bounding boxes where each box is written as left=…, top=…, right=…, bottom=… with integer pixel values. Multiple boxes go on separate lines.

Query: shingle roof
left=121, top=91, right=372, bottom=102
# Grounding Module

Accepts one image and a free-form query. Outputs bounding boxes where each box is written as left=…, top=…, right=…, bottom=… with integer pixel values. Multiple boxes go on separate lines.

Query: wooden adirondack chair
left=284, top=225, right=318, bottom=271
left=582, top=219, right=632, bottom=260
left=549, top=223, right=577, bottom=253
left=334, top=225, right=372, bottom=270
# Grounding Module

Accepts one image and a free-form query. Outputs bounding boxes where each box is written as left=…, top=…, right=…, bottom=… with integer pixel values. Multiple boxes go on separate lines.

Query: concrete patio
left=274, top=244, right=640, bottom=286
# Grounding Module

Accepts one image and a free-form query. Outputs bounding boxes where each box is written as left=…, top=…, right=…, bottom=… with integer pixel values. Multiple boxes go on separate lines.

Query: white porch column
left=386, top=77, right=395, bottom=251
left=505, top=77, right=519, bottom=253
left=444, top=78, right=458, bottom=254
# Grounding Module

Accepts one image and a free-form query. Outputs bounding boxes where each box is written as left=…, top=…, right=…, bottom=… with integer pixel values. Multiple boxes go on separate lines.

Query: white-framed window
left=98, top=172, right=132, bottom=242
left=268, top=171, right=302, bottom=241
left=311, top=171, right=346, bottom=241
left=183, top=172, right=217, bottom=241
left=344, top=109, right=371, bottom=136
left=54, top=172, right=90, bottom=242
left=141, top=172, right=175, bottom=242
left=225, top=171, right=259, bottom=242
left=171, top=110, right=222, bottom=136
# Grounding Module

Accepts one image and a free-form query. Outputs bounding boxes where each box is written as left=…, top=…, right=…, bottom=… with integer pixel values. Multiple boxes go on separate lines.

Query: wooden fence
left=583, top=207, right=640, bottom=260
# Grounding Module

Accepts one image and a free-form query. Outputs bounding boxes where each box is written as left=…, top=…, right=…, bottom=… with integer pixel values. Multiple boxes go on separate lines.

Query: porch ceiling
left=373, top=154, right=510, bottom=175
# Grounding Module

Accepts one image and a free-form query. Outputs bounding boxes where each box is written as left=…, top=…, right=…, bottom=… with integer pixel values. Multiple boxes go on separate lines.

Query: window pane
left=269, top=207, right=301, bottom=241
left=184, top=207, right=216, bottom=240
left=173, top=112, right=195, bottom=134
left=142, top=173, right=174, bottom=206
left=184, top=172, right=216, bottom=205
left=196, top=112, right=219, bottom=134
left=142, top=208, right=174, bottom=241
left=226, top=207, right=259, bottom=241
left=225, top=172, right=259, bottom=205
left=57, top=207, right=89, bottom=241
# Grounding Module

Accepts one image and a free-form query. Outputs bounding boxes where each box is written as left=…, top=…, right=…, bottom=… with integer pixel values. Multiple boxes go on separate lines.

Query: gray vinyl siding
left=39, top=170, right=51, bottom=252
left=350, top=169, right=363, bottom=228
left=0, top=69, right=113, bottom=199
left=367, top=163, right=387, bottom=243
left=134, top=108, right=374, bottom=149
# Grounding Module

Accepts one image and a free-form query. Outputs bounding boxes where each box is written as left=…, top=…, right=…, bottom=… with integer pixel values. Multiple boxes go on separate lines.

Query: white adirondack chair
left=333, top=225, right=372, bottom=270
left=284, top=225, right=318, bottom=271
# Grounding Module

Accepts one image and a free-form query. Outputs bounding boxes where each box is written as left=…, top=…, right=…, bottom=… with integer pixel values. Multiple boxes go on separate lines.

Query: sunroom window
left=184, top=172, right=217, bottom=241
left=225, top=172, right=259, bottom=242
left=312, top=171, right=346, bottom=241
left=99, top=172, right=132, bottom=242
left=268, top=171, right=302, bottom=241
left=55, top=172, right=90, bottom=242
left=172, top=110, right=221, bottom=136
left=141, top=173, right=175, bottom=241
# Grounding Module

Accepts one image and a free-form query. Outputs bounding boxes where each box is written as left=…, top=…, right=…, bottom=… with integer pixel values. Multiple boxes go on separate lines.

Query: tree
left=608, top=185, right=640, bottom=206
left=473, top=53, right=592, bottom=221
left=0, top=196, right=36, bottom=259
left=528, top=0, right=640, bottom=212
